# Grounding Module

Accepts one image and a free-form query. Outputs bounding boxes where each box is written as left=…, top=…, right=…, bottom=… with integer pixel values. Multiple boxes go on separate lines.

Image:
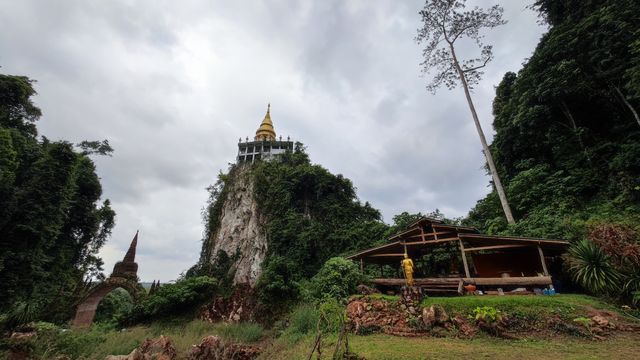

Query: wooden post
left=360, top=258, right=364, bottom=273
left=537, top=246, right=549, bottom=276
left=459, top=240, right=471, bottom=278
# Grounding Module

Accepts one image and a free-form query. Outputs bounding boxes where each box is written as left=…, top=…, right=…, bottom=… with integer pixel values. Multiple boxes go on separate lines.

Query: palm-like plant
left=566, top=239, right=622, bottom=294
left=623, top=268, right=640, bottom=305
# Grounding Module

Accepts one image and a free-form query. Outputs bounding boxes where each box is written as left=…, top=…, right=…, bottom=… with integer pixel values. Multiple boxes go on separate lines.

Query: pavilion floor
left=372, top=276, right=552, bottom=288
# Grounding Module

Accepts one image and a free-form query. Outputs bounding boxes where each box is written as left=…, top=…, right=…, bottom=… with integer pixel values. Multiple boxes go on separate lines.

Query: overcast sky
left=0, top=0, right=546, bottom=281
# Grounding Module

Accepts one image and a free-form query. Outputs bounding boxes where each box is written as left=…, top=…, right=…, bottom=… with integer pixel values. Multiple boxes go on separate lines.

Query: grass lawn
left=421, top=293, right=628, bottom=318
left=261, top=333, right=640, bottom=359
left=256, top=294, right=640, bottom=359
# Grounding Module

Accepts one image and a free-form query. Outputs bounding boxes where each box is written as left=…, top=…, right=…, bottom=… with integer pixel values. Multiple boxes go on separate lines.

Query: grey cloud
left=0, top=0, right=544, bottom=281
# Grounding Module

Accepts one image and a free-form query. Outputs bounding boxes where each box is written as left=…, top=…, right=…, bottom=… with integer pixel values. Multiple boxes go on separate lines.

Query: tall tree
left=416, top=0, right=515, bottom=224
left=0, top=74, right=115, bottom=322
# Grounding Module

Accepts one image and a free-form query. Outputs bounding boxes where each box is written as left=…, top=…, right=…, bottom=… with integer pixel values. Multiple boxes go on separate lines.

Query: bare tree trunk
left=449, top=44, right=515, bottom=225
left=559, top=100, right=591, bottom=163
left=613, top=86, right=640, bottom=128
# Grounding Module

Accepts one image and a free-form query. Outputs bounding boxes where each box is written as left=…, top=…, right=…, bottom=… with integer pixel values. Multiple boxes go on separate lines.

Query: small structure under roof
left=347, top=217, right=569, bottom=294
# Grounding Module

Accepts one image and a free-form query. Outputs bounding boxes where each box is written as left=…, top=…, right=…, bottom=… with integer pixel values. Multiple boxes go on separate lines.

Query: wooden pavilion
left=347, top=217, right=569, bottom=295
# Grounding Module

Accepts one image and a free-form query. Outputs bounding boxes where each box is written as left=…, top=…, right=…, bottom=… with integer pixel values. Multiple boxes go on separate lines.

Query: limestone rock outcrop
left=205, top=165, right=268, bottom=286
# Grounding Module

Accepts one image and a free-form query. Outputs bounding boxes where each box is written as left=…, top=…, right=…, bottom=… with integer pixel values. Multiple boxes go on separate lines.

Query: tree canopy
left=0, top=73, right=114, bottom=324
left=467, top=0, right=640, bottom=238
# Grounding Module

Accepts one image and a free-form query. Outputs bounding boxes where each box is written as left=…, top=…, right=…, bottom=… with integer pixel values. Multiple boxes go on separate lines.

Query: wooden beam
left=371, top=276, right=553, bottom=287
left=368, top=253, right=405, bottom=258
left=463, top=244, right=530, bottom=252
left=538, top=246, right=549, bottom=276
left=346, top=241, right=401, bottom=260
left=464, top=276, right=552, bottom=286
left=403, top=231, right=454, bottom=240
left=458, top=233, right=569, bottom=246
left=433, top=224, right=479, bottom=231
left=372, top=278, right=461, bottom=286
left=459, top=240, right=471, bottom=278
left=403, top=237, right=460, bottom=246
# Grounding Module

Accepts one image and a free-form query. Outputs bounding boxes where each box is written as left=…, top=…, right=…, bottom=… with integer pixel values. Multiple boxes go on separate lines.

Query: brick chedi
left=111, top=230, right=139, bottom=278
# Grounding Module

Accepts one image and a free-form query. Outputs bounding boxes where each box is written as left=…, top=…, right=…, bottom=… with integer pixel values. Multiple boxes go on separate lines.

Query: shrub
left=308, top=257, right=368, bottom=301
left=122, top=276, right=217, bottom=325
left=94, top=288, right=133, bottom=324
left=318, top=298, right=345, bottom=333
left=282, top=304, right=319, bottom=342
left=255, top=256, right=301, bottom=309
left=1, top=301, right=41, bottom=330
left=565, top=239, right=622, bottom=294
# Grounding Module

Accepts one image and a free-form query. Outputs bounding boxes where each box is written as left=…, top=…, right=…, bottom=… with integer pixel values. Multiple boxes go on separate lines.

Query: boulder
left=357, top=284, right=380, bottom=295
left=591, top=315, right=609, bottom=327
left=106, top=335, right=176, bottom=360
left=188, top=336, right=224, bottom=359
left=346, top=300, right=367, bottom=318
left=138, top=336, right=177, bottom=360
left=422, top=304, right=449, bottom=328
left=452, top=315, right=477, bottom=337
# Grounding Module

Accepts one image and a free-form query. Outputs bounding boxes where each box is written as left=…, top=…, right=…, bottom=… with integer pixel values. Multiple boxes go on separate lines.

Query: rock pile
left=346, top=296, right=482, bottom=338
left=199, top=283, right=258, bottom=323
left=346, top=296, right=418, bottom=336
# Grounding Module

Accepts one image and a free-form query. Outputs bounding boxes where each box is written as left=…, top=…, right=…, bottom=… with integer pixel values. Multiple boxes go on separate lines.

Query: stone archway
left=72, top=231, right=146, bottom=327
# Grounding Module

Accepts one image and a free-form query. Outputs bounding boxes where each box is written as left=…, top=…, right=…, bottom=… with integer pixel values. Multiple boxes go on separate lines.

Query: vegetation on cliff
left=191, top=144, right=388, bottom=310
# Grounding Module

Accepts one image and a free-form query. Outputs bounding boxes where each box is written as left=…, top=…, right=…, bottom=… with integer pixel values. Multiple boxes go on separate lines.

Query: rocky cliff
left=203, top=165, right=268, bottom=286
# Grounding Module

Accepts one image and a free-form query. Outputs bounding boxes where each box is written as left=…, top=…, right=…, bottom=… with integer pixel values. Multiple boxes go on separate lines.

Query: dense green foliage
left=122, top=276, right=217, bottom=325
left=94, top=288, right=134, bottom=324
left=253, top=145, right=387, bottom=275
left=0, top=74, right=115, bottom=324
left=467, top=0, right=640, bottom=239
left=306, top=257, right=368, bottom=301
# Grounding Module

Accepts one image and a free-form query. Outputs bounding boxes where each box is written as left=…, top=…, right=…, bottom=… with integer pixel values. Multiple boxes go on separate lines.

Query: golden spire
left=255, top=103, right=276, bottom=141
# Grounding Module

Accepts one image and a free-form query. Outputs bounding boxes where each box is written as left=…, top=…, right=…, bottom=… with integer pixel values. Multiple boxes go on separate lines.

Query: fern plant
left=566, top=239, right=622, bottom=294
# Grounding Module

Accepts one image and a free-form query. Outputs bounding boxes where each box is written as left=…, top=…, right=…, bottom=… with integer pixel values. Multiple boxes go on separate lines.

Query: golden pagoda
left=237, top=104, right=294, bottom=163
left=255, top=104, right=276, bottom=141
